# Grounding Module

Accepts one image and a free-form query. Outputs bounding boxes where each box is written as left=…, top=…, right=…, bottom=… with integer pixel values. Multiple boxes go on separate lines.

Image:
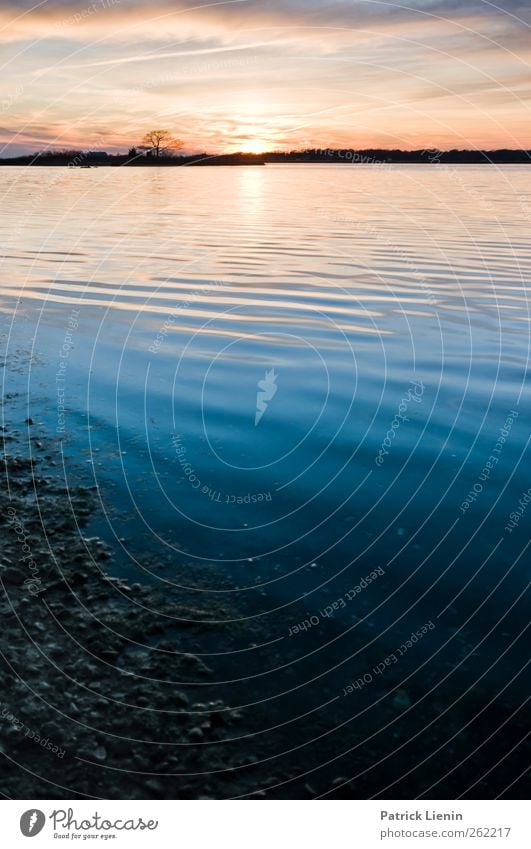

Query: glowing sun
left=240, top=139, right=268, bottom=154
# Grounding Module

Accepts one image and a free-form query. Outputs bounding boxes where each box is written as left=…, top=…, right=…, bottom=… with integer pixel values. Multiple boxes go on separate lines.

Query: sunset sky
left=1, top=0, right=530, bottom=155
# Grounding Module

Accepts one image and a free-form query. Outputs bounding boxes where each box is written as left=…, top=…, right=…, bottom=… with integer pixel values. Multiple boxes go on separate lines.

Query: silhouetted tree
left=139, top=130, right=183, bottom=158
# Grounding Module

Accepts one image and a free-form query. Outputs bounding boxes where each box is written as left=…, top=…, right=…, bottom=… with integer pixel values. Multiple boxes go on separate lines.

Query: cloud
left=34, top=40, right=278, bottom=75
left=2, top=0, right=530, bottom=44
left=1, top=0, right=529, bottom=154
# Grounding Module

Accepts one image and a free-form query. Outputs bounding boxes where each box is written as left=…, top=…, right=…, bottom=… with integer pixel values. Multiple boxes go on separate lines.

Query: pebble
left=188, top=727, right=203, bottom=741
left=145, top=779, right=164, bottom=794
left=393, top=689, right=411, bottom=710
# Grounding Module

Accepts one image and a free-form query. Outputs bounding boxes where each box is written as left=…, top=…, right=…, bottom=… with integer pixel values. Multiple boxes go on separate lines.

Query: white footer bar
left=3, top=800, right=527, bottom=848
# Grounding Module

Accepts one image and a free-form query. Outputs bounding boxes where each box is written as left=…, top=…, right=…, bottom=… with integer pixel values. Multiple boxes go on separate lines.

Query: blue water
left=2, top=164, right=530, bottom=796
left=2, top=164, right=529, bottom=668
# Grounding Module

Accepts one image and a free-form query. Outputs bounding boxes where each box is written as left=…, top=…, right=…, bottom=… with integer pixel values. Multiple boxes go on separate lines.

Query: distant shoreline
left=1, top=148, right=530, bottom=167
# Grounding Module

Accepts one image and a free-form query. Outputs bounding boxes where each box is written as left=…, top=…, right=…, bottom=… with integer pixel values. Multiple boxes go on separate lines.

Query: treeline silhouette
left=0, top=149, right=266, bottom=166
left=0, top=147, right=530, bottom=166
left=272, top=147, right=531, bottom=164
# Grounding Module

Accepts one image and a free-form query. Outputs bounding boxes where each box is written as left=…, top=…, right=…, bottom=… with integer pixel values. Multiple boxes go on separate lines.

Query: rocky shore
left=0, top=420, right=283, bottom=799
left=1, top=413, right=528, bottom=800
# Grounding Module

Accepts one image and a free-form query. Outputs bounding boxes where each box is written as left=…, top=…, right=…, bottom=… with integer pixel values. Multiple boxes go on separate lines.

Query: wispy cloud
left=1, top=0, right=530, bottom=154
left=34, top=40, right=278, bottom=74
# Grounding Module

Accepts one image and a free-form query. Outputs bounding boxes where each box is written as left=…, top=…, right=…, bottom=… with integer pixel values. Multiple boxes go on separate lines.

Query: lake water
left=1, top=165, right=529, bottom=796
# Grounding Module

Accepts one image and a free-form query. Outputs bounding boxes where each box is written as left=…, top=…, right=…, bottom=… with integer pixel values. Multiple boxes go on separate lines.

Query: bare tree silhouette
left=139, top=130, right=183, bottom=158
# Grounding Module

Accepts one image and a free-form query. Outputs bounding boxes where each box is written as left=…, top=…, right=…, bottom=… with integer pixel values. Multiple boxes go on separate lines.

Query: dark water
left=1, top=165, right=529, bottom=796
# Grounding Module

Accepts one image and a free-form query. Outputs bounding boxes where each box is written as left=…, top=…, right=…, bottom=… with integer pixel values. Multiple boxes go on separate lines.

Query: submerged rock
left=93, top=745, right=107, bottom=762
left=392, top=689, right=411, bottom=710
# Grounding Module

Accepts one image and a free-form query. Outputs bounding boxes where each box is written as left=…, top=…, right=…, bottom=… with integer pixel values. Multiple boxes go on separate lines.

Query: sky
left=1, top=0, right=530, bottom=155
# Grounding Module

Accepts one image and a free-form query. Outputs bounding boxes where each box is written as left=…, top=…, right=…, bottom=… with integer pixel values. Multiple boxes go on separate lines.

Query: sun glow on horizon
left=0, top=1, right=529, bottom=156
left=239, top=139, right=270, bottom=154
